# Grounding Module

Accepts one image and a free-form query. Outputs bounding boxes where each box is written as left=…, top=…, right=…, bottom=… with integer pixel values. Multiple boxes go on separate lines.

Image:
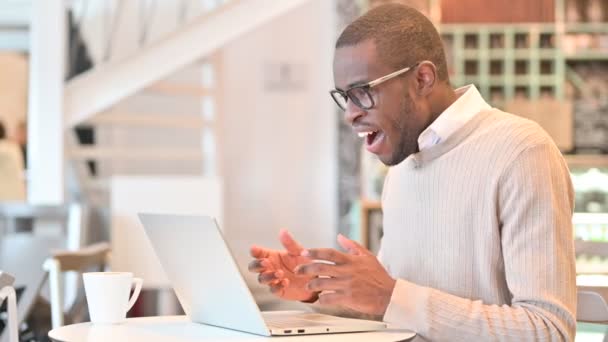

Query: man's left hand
left=294, top=234, right=396, bottom=317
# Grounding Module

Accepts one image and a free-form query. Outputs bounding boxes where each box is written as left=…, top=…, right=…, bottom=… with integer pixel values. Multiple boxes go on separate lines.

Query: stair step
left=68, top=147, right=202, bottom=161
left=89, top=112, right=209, bottom=129
left=145, top=82, right=212, bottom=97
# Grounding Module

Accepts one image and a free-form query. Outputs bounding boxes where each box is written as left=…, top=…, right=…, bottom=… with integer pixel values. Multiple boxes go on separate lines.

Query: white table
left=49, top=316, right=417, bottom=342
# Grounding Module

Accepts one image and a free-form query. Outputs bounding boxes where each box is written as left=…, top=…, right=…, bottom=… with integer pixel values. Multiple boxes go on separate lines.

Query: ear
left=413, top=61, right=436, bottom=97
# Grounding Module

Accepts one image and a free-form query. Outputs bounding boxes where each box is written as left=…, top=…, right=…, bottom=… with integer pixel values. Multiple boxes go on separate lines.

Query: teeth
left=357, top=131, right=375, bottom=138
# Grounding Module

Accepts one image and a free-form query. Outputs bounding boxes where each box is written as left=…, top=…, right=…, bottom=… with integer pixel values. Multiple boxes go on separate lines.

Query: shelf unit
left=440, top=24, right=564, bottom=107
left=438, top=3, right=608, bottom=106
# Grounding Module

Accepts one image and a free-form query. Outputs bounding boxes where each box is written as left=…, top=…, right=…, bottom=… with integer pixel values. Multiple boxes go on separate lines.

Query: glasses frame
left=330, top=62, right=421, bottom=111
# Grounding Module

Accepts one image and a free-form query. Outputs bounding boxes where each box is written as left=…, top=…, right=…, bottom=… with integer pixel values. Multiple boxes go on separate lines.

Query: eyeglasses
left=330, top=62, right=420, bottom=111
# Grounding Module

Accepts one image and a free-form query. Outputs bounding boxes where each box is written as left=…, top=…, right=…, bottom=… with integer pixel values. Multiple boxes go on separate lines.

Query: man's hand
left=248, top=230, right=318, bottom=302
left=294, top=234, right=396, bottom=316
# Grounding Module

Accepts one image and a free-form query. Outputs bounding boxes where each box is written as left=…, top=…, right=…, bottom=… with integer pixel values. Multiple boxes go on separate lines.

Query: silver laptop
left=138, top=213, right=390, bottom=336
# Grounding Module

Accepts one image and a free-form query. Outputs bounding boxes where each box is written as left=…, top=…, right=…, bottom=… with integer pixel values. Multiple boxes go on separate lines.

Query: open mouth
left=358, top=131, right=379, bottom=145
left=357, top=130, right=384, bottom=153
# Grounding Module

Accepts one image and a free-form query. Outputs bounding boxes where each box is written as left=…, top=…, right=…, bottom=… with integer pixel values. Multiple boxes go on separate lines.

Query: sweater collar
left=418, top=85, right=491, bottom=151
left=399, top=109, right=495, bottom=170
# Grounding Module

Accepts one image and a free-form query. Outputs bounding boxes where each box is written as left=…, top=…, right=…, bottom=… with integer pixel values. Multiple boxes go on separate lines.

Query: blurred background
left=0, top=0, right=606, bottom=341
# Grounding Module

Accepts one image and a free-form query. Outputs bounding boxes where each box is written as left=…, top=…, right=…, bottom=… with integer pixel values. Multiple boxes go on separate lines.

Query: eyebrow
left=335, top=79, right=369, bottom=91
left=348, top=80, right=369, bottom=88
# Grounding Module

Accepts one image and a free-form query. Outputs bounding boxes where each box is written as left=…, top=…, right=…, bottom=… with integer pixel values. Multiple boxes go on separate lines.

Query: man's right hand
left=248, top=230, right=318, bottom=302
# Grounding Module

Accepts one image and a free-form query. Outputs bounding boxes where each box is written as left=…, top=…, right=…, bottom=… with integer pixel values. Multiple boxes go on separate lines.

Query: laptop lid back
left=139, top=213, right=270, bottom=336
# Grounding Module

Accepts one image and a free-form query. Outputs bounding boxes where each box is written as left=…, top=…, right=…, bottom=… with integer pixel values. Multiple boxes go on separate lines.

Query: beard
left=381, top=94, right=422, bottom=166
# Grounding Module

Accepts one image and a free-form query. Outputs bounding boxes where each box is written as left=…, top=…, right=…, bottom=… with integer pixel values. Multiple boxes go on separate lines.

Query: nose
left=344, top=100, right=366, bottom=125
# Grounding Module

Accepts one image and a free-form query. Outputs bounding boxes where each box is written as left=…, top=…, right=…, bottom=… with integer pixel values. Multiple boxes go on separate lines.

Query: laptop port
left=297, top=329, right=305, bottom=333
left=283, top=330, right=292, bottom=334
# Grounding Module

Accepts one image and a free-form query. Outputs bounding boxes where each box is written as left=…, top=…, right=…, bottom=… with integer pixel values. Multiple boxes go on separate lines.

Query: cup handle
left=125, top=277, right=143, bottom=313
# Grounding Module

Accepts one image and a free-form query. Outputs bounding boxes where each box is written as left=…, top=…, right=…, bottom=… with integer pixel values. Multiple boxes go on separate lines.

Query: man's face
left=333, top=40, right=427, bottom=166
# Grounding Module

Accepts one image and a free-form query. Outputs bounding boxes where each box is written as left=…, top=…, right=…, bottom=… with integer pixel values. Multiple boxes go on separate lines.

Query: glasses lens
left=330, top=91, right=347, bottom=110
left=347, top=87, right=373, bottom=109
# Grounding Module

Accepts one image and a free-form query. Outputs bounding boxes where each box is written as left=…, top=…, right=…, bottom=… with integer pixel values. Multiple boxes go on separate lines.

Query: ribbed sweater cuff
left=383, top=279, right=430, bottom=332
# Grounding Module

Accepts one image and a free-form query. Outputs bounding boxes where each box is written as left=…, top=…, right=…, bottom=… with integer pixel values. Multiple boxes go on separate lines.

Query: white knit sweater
left=380, top=109, right=576, bottom=341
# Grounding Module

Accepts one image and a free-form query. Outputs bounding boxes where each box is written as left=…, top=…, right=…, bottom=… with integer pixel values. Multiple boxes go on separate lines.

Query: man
left=248, top=4, right=576, bottom=341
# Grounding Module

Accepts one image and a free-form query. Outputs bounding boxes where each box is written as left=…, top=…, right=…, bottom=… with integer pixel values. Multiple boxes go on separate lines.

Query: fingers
left=258, top=270, right=285, bottom=285
left=248, top=258, right=274, bottom=273
left=337, top=234, right=370, bottom=256
left=301, top=248, right=350, bottom=264
left=318, top=291, right=345, bottom=306
left=250, top=245, right=272, bottom=259
left=294, top=262, right=344, bottom=278
left=269, top=278, right=289, bottom=295
left=305, top=277, right=346, bottom=292
left=279, top=229, right=305, bottom=256
left=248, top=259, right=265, bottom=273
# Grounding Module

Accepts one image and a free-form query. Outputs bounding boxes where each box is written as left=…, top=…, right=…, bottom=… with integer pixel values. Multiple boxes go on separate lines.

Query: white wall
left=219, top=0, right=337, bottom=289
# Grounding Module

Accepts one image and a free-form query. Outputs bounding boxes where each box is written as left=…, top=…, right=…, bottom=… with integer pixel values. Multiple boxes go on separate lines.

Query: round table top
left=49, top=316, right=416, bottom=342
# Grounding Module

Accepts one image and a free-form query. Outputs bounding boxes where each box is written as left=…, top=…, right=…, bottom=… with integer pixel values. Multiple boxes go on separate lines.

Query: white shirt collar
left=418, top=84, right=491, bottom=151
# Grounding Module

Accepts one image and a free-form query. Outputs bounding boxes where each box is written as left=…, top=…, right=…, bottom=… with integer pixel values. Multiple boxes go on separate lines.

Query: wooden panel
left=51, top=242, right=110, bottom=272
left=370, top=0, right=430, bottom=15
left=441, top=0, right=555, bottom=23
left=505, top=98, right=573, bottom=151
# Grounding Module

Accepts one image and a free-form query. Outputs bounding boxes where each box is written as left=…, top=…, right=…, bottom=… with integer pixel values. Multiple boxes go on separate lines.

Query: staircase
left=48, top=0, right=311, bottom=204
left=0, top=0, right=320, bottom=205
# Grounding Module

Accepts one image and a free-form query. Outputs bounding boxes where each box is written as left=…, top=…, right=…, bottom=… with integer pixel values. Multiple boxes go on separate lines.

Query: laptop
left=138, top=213, right=392, bottom=336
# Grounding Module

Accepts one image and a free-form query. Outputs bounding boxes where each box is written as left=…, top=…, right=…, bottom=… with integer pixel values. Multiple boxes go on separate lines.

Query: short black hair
left=0, top=121, right=5, bottom=139
left=336, top=3, right=449, bottom=82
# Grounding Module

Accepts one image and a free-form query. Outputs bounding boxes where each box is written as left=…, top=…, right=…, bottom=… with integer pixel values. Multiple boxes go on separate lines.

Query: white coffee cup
left=83, top=272, right=143, bottom=324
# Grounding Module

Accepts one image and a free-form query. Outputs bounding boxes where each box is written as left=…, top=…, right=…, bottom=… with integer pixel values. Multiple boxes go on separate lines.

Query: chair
left=0, top=272, right=17, bottom=342
left=575, top=239, right=608, bottom=340
left=0, top=233, right=63, bottom=342
left=0, top=203, right=94, bottom=339
left=43, top=242, right=110, bottom=328
left=577, top=290, right=608, bottom=323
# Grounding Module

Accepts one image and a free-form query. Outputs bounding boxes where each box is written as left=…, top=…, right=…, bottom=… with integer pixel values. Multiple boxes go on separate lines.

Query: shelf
left=463, top=77, right=480, bottom=84
left=565, top=154, right=608, bottom=168
left=565, top=23, right=608, bottom=34
left=488, top=50, right=507, bottom=59
left=538, top=76, right=557, bottom=85
left=440, top=23, right=556, bottom=33
left=538, top=50, right=559, bottom=59
left=513, top=50, right=533, bottom=58
left=565, top=52, right=608, bottom=61
left=574, top=213, right=608, bottom=224
left=463, top=50, right=481, bottom=58
left=513, top=76, right=531, bottom=85
left=488, top=76, right=506, bottom=85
